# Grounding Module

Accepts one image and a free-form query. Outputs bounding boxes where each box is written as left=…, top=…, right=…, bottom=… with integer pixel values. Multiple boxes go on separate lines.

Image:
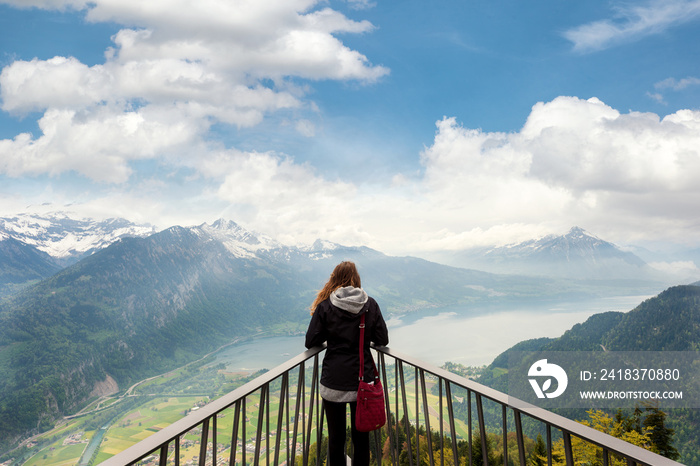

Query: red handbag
left=355, top=313, right=386, bottom=432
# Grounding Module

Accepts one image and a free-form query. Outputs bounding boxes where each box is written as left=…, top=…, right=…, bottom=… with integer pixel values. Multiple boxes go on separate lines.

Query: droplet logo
left=528, top=359, right=568, bottom=399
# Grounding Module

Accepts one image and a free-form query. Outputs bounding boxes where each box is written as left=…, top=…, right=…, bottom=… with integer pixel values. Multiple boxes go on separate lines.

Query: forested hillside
left=0, top=226, right=312, bottom=448
left=0, top=237, right=62, bottom=297
left=479, top=284, right=700, bottom=464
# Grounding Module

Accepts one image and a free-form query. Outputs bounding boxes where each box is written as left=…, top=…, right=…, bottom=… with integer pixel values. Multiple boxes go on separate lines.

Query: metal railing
left=100, top=344, right=683, bottom=466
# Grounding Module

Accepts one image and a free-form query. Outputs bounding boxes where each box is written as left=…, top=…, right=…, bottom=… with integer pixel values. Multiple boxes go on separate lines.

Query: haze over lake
left=213, top=295, right=651, bottom=372
left=386, top=295, right=651, bottom=366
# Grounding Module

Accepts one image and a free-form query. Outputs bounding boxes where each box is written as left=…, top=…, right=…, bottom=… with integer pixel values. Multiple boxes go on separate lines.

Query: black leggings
left=323, top=399, right=370, bottom=466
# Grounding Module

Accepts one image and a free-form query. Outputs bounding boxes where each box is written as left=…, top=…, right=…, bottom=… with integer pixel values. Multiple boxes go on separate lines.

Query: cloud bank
left=0, top=0, right=388, bottom=182
left=1, top=1, right=700, bottom=254
left=405, top=97, right=700, bottom=251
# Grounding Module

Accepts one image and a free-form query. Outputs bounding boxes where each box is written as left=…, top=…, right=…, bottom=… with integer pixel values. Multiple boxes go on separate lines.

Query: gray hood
left=330, top=286, right=368, bottom=314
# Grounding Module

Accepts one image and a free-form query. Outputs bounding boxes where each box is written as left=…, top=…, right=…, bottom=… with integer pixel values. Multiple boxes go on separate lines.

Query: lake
left=212, top=295, right=651, bottom=372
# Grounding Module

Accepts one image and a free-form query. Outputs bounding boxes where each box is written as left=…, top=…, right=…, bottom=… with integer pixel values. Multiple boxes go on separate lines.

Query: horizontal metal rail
left=100, top=344, right=684, bottom=466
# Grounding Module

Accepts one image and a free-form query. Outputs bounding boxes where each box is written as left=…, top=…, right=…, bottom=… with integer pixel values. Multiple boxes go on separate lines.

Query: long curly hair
left=309, top=261, right=362, bottom=314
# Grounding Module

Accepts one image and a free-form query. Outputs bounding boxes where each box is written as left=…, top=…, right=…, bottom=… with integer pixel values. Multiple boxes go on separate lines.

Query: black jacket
left=305, top=297, right=389, bottom=391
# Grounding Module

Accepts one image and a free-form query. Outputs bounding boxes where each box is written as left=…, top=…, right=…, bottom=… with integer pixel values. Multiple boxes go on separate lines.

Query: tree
left=470, top=430, right=499, bottom=466
left=528, top=434, right=547, bottom=466
left=642, top=403, right=680, bottom=460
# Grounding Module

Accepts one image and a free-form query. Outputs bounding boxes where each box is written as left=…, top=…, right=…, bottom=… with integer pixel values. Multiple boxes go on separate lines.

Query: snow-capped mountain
left=488, top=226, right=645, bottom=265
left=193, top=218, right=283, bottom=259
left=0, top=212, right=156, bottom=265
left=435, top=226, right=660, bottom=280
left=191, top=218, right=380, bottom=264
left=0, top=212, right=375, bottom=296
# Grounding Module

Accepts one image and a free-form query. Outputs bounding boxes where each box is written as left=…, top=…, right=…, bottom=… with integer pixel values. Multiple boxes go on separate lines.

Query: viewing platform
left=101, top=345, right=682, bottom=466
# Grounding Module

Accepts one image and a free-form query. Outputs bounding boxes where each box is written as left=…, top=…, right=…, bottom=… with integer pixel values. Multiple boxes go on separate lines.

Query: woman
left=305, top=261, right=389, bottom=466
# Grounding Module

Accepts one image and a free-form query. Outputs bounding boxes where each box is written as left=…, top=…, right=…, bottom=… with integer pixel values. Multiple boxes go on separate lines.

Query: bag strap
left=359, top=313, right=366, bottom=381
left=358, top=312, right=379, bottom=382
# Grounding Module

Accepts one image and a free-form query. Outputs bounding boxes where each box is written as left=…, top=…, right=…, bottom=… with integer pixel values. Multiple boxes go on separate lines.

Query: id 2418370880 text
left=580, top=368, right=681, bottom=381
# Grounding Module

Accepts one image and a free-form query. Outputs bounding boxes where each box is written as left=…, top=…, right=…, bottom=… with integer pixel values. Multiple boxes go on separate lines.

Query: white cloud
left=0, top=57, right=109, bottom=113
left=362, top=97, right=700, bottom=253
left=418, top=117, right=571, bottom=224
left=295, top=119, right=316, bottom=137
left=210, top=150, right=363, bottom=245
left=346, top=0, right=376, bottom=10
left=563, top=0, right=700, bottom=52
left=655, top=76, right=700, bottom=91
left=0, top=104, right=203, bottom=183
left=646, top=92, right=666, bottom=104
left=649, top=76, right=700, bottom=105
left=520, top=97, right=700, bottom=193
left=0, top=0, right=387, bottom=181
left=649, top=261, right=700, bottom=281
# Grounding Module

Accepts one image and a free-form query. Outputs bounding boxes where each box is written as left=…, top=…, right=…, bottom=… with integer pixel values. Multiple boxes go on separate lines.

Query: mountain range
left=0, top=213, right=156, bottom=297
left=1, top=214, right=690, bottom=298
left=426, top=226, right=694, bottom=281
left=0, top=212, right=684, bottom=450
left=0, top=212, right=156, bottom=265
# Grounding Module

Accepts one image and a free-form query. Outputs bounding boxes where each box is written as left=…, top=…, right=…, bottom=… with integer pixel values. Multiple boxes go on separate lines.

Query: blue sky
left=1, top=0, right=700, bottom=258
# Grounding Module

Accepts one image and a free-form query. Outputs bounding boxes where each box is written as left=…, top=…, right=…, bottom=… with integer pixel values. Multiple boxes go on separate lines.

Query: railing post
left=379, top=352, right=397, bottom=466
left=419, top=369, right=435, bottom=466
left=514, top=410, right=526, bottom=466
left=502, top=405, right=507, bottom=466
left=158, top=441, right=168, bottom=466
left=398, top=360, right=414, bottom=466
left=444, top=382, right=459, bottom=466
left=291, top=362, right=304, bottom=466
left=199, top=418, right=209, bottom=466
left=286, top=371, right=291, bottom=466
left=468, top=390, right=473, bottom=466
left=266, top=381, right=271, bottom=466
left=304, top=355, right=319, bottom=466
left=415, top=367, right=420, bottom=465
left=273, top=373, right=288, bottom=466
left=229, top=401, right=241, bottom=466
left=254, top=384, right=268, bottom=466
left=475, top=393, right=488, bottom=466
left=393, top=356, right=401, bottom=465
left=213, top=413, right=218, bottom=466
left=563, top=431, right=574, bottom=466
left=242, top=397, right=247, bottom=466
left=438, top=378, right=444, bottom=466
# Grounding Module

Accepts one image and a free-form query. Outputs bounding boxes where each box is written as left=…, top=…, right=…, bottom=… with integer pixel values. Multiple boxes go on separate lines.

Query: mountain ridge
left=428, top=226, right=667, bottom=280
left=0, top=213, right=156, bottom=265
